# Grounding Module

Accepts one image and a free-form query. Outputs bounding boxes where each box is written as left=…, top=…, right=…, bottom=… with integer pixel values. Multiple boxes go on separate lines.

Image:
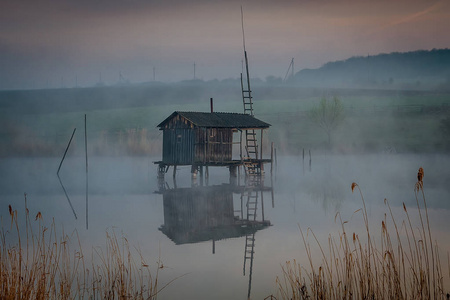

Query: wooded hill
left=293, top=49, right=450, bottom=90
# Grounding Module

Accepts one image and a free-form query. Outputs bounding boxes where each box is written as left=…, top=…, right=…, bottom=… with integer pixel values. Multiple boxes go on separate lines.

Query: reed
left=277, top=167, right=450, bottom=299
left=0, top=194, right=167, bottom=299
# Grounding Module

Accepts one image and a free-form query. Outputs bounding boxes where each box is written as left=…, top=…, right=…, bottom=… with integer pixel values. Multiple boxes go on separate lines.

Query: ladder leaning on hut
left=241, top=50, right=262, bottom=177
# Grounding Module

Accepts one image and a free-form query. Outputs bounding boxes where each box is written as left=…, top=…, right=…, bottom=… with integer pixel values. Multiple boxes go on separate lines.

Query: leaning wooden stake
left=57, top=128, right=77, bottom=219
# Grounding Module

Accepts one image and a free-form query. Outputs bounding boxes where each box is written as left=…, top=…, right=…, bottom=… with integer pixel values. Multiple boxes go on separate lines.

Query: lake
left=1, top=153, right=449, bottom=299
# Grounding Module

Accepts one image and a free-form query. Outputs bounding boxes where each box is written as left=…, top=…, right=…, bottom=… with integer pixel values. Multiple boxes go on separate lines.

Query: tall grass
left=0, top=194, right=171, bottom=299
left=277, top=167, right=450, bottom=299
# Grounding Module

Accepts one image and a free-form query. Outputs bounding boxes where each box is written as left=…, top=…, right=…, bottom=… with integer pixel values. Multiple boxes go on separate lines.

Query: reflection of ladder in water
left=243, top=189, right=258, bottom=299
left=245, top=190, right=258, bottom=221
left=243, top=160, right=261, bottom=176
left=243, top=190, right=257, bottom=272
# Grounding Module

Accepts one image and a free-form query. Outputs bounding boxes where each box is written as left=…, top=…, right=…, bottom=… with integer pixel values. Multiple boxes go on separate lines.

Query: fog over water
left=1, top=153, right=449, bottom=299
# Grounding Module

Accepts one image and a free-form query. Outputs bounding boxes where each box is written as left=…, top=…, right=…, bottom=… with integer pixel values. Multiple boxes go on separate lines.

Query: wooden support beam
left=240, top=130, right=243, bottom=161
left=260, top=129, right=264, bottom=172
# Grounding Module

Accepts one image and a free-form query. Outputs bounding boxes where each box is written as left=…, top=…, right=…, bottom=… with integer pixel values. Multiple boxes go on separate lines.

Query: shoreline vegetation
left=276, top=168, right=450, bottom=299
left=1, top=89, right=449, bottom=157
left=0, top=194, right=174, bottom=299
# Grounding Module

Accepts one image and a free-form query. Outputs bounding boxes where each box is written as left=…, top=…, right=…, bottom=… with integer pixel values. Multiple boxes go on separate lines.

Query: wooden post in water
left=261, top=190, right=265, bottom=222
left=271, top=176, right=275, bottom=208
left=309, top=149, right=312, bottom=172
left=275, top=148, right=277, bottom=171
left=85, top=114, right=88, bottom=230
left=200, top=166, right=204, bottom=186
left=302, top=148, right=305, bottom=174
left=270, top=142, right=274, bottom=175
left=260, top=129, right=264, bottom=172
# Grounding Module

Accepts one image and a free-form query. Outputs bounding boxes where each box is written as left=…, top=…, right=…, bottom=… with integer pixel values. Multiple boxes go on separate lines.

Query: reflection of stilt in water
left=157, top=164, right=169, bottom=191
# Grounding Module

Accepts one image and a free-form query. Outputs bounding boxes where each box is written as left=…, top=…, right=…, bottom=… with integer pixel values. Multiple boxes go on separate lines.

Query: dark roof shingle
left=157, top=111, right=270, bottom=129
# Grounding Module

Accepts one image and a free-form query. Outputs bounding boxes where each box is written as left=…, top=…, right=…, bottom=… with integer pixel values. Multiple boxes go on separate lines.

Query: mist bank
left=1, top=48, right=450, bottom=157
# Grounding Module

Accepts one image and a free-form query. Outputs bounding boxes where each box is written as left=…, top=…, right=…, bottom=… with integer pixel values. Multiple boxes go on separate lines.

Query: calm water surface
left=1, top=154, right=449, bottom=299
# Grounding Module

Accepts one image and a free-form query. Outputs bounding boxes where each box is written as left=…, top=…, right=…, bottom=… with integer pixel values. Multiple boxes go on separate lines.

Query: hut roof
left=157, top=111, right=271, bottom=129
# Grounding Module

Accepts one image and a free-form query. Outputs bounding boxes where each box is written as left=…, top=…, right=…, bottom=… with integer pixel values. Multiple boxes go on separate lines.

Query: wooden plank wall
left=195, top=128, right=233, bottom=163
left=161, top=115, right=234, bottom=165
left=162, top=128, right=195, bottom=165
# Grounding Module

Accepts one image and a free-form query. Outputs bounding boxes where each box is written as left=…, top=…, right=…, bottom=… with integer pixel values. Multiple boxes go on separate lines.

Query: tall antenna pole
left=283, top=58, right=295, bottom=82
left=291, top=58, right=294, bottom=78
left=240, top=6, right=253, bottom=116
left=241, top=6, right=246, bottom=53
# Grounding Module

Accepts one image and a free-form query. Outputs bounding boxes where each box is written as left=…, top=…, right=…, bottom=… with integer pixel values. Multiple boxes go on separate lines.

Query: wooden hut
left=156, top=111, right=271, bottom=176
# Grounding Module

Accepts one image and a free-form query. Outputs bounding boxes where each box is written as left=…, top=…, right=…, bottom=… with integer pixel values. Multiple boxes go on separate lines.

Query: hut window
left=177, top=134, right=182, bottom=143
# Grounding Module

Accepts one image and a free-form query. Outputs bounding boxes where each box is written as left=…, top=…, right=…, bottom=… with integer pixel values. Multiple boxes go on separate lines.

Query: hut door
left=174, top=128, right=195, bottom=165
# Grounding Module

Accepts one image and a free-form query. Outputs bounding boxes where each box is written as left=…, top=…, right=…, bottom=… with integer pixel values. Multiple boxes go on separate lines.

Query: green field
left=1, top=85, right=449, bottom=156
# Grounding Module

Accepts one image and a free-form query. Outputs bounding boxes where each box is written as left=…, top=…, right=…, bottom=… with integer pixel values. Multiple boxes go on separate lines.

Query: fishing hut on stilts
left=155, top=46, right=271, bottom=182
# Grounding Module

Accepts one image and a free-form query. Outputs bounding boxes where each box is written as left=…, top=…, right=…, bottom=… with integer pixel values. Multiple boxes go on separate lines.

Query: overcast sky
left=1, top=0, right=449, bottom=90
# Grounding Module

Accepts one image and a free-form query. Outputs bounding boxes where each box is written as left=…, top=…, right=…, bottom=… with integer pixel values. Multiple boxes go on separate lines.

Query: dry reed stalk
left=277, top=168, right=450, bottom=300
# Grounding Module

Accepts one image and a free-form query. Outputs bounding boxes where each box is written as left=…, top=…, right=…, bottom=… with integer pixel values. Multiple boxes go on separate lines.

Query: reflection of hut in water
left=159, top=184, right=271, bottom=245
left=158, top=181, right=274, bottom=300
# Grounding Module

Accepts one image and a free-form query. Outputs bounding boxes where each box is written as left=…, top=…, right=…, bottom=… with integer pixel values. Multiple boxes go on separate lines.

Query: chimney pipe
left=210, top=97, right=213, bottom=113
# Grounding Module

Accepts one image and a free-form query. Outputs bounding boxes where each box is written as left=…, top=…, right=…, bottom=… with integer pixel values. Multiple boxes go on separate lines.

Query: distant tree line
left=294, top=48, right=450, bottom=89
